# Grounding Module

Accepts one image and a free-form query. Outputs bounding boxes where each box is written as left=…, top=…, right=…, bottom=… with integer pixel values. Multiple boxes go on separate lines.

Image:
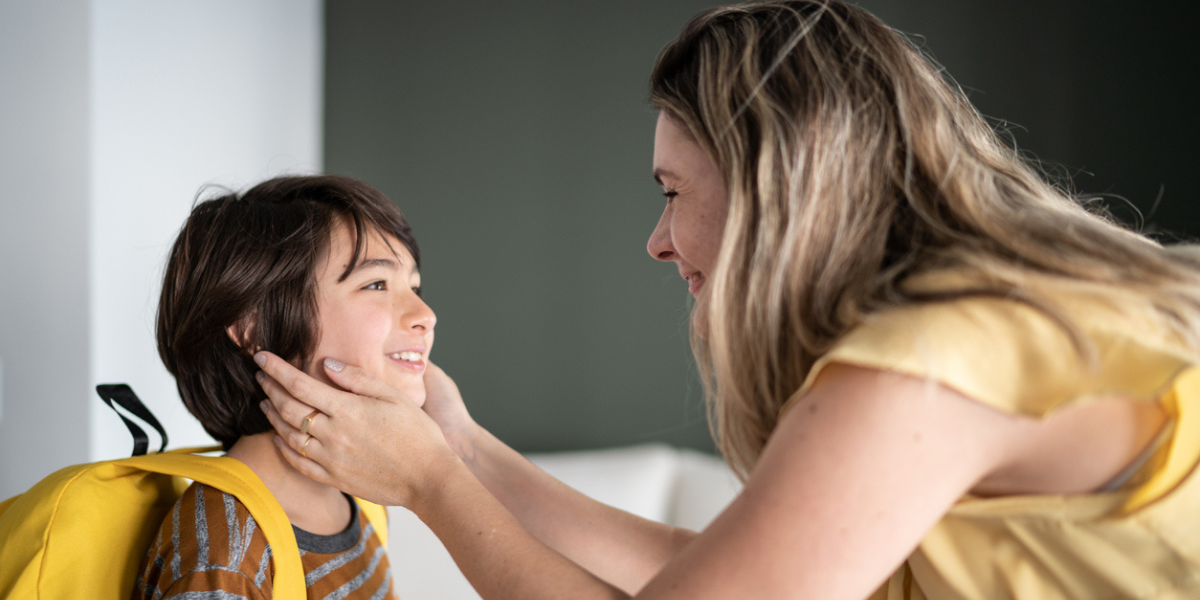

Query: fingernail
left=255, top=371, right=265, bottom=384
left=272, top=436, right=282, bottom=447
left=324, top=357, right=344, bottom=372
left=254, top=352, right=267, bottom=366
left=259, top=400, right=268, bottom=412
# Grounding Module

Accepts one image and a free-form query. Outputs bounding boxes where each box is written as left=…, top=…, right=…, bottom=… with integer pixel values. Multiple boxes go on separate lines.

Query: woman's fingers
left=323, top=357, right=415, bottom=406
left=260, top=396, right=334, bottom=478
left=257, top=370, right=327, bottom=433
left=255, top=351, right=340, bottom=414
left=260, top=393, right=299, bottom=436
left=421, top=362, right=476, bottom=435
left=259, top=394, right=312, bottom=449
left=272, top=435, right=335, bottom=486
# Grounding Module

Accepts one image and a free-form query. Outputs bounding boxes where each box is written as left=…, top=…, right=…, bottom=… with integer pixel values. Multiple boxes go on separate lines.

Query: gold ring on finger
left=302, top=434, right=313, bottom=457
left=300, top=409, right=320, bottom=436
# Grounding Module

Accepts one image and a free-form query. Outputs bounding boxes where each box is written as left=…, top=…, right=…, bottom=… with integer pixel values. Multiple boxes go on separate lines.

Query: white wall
left=1, top=0, right=322, bottom=498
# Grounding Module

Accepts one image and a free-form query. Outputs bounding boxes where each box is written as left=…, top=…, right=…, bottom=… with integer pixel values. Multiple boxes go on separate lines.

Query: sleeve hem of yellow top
left=1118, top=366, right=1200, bottom=515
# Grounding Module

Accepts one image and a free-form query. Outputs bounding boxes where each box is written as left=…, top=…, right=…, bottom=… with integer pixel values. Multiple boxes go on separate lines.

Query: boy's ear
left=225, top=314, right=259, bottom=354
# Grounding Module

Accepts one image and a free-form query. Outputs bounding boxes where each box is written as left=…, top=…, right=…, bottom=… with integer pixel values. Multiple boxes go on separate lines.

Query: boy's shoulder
left=134, top=482, right=274, bottom=600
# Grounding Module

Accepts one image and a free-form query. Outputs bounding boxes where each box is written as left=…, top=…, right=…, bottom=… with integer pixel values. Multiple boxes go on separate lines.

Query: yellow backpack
left=0, top=385, right=388, bottom=599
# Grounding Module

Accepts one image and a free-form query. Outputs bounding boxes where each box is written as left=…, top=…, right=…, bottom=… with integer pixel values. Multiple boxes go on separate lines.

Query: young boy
left=135, top=175, right=435, bottom=599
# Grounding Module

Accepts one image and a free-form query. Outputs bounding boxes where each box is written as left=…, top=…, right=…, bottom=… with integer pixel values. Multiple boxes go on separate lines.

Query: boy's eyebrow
left=352, top=257, right=399, bottom=272
left=351, top=257, right=420, bottom=275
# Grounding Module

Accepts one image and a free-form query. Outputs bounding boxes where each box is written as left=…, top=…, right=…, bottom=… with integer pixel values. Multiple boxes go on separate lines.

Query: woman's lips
left=686, top=272, right=706, bottom=296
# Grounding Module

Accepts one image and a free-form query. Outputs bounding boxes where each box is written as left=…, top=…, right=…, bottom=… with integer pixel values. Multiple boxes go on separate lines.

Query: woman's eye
left=662, top=190, right=678, bottom=201
left=363, top=280, right=387, bottom=291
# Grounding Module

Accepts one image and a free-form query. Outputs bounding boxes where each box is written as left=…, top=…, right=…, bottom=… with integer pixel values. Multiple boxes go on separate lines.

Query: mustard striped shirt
left=133, top=483, right=395, bottom=600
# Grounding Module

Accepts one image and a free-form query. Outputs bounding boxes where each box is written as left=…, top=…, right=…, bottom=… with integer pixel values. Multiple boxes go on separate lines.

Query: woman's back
left=794, top=271, right=1200, bottom=598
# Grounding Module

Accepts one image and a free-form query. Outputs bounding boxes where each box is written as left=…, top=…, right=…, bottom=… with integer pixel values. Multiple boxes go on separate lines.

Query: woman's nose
left=646, top=205, right=675, bottom=262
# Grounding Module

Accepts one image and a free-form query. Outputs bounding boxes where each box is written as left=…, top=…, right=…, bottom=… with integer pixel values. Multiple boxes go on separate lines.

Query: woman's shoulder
left=795, top=270, right=1199, bottom=417
left=134, top=482, right=273, bottom=599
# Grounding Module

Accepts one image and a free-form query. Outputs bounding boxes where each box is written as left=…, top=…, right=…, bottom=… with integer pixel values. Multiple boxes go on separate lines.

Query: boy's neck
left=226, top=432, right=353, bottom=536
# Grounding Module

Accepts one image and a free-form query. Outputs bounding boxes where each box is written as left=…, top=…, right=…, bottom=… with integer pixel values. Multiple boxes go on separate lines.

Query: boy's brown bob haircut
left=156, top=175, right=419, bottom=450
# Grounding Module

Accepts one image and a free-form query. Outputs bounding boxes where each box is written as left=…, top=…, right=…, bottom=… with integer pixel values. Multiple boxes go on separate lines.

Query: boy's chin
left=382, top=376, right=426, bottom=408
left=399, top=385, right=427, bottom=408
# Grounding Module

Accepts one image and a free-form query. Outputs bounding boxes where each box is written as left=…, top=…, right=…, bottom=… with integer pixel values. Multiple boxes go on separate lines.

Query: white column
left=88, top=0, right=323, bottom=462
left=0, top=0, right=93, bottom=498
left=0, top=0, right=323, bottom=498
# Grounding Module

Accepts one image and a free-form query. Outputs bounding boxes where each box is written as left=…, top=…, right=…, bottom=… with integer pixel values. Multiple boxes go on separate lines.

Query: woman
left=257, top=1, right=1200, bottom=598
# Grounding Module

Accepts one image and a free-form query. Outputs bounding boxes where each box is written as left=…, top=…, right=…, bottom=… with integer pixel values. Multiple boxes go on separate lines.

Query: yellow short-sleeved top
left=791, top=272, right=1200, bottom=599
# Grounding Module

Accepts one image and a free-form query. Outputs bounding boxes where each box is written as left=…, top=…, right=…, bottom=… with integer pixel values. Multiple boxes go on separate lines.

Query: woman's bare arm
left=426, top=363, right=1015, bottom=599
left=447, top=422, right=696, bottom=592
left=421, top=363, right=696, bottom=591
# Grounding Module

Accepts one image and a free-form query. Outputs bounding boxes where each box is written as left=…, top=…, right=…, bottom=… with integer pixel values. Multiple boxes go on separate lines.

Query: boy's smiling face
left=309, top=220, right=436, bottom=406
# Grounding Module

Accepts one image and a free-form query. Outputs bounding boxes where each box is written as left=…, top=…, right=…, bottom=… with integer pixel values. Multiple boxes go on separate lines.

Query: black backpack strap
left=95, top=384, right=169, bottom=456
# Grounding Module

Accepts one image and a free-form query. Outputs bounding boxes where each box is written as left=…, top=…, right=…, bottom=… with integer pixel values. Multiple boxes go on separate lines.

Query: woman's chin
left=689, top=302, right=710, bottom=340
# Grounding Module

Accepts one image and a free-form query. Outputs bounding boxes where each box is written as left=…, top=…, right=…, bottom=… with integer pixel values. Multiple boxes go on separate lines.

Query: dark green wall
left=325, top=0, right=1199, bottom=454
left=325, top=0, right=721, bottom=453
left=861, top=0, right=1199, bottom=236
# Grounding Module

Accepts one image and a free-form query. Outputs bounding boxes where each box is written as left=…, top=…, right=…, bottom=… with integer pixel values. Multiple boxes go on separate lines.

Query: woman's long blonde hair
left=650, top=0, right=1200, bottom=479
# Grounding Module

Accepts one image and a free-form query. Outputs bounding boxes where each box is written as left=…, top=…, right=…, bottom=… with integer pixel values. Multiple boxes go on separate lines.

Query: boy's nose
left=400, top=295, right=436, bottom=332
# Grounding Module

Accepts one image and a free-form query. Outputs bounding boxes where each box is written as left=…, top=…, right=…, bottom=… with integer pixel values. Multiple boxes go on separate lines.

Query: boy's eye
left=363, top=280, right=387, bottom=291
left=411, top=286, right=422, bottom=297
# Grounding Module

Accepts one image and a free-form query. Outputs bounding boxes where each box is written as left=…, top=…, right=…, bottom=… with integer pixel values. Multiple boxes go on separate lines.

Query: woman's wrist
left=442, top=418, right=486, bottom=464
left=410, top=448, right=479, bottom=520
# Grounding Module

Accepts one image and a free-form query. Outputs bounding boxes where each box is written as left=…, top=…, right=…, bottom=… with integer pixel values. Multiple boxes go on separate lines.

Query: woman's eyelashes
left=662, top=189, right=679, bottom=201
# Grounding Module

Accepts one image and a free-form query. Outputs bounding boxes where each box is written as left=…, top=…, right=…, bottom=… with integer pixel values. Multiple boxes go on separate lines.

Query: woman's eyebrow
left=652, top=168, right=679, bottom=185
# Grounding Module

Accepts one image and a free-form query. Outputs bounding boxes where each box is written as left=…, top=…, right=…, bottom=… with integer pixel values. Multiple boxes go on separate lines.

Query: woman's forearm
left=446, top=424, right=696, bottom=594
left=415, top=454, right=630, bottom=600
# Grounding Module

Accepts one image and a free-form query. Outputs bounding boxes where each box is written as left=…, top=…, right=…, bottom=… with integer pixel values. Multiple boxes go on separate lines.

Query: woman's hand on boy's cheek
left=255, top=351, right=340, bottom=415
left=254, top=351, right=336, bottom=427
left=421, top=363, right=479, bottom=445
left=256, top=350, right=458, bottom=507
left=319, top=356, right=419, bottom=407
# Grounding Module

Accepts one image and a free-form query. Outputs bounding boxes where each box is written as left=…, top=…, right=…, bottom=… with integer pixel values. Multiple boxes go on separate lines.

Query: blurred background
left=2, top=0, right=1196, bottom=499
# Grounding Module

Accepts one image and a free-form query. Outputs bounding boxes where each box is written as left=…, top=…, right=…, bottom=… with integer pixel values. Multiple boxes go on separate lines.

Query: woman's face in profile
left=310, top=221, right=436, bottom=405
left=647, top=112, right=729, bottom=302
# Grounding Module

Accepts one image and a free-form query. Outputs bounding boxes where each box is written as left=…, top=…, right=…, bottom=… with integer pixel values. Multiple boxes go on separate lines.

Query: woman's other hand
left=421, top=363, right=482, bottom=460
left=255, top=350, right=458, bottom=508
